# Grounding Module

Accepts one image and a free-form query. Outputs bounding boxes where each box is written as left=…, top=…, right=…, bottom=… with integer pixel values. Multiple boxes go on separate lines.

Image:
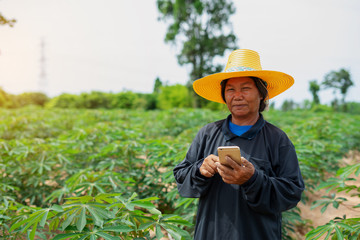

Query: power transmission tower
left=38, top=38, right=47, bottom=93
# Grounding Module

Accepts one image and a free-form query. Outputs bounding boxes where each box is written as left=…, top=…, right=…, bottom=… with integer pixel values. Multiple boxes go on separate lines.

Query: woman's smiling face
left=224, top=77, right=262, bottom=123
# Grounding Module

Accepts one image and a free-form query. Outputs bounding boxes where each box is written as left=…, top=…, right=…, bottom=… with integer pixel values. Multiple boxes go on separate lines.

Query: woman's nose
left=233, top=91, right=244, bottom=100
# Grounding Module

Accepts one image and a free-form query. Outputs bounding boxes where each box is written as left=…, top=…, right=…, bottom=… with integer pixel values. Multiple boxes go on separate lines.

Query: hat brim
left=193, top=70, right=294, bottom=104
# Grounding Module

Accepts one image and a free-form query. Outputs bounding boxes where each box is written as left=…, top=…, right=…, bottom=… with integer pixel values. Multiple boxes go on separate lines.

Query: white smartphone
left=217, top=146, right=242, bottom=167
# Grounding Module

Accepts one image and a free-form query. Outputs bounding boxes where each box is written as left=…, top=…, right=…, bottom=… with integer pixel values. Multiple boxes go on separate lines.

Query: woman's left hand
left=216, top=156, right=255, bottom=185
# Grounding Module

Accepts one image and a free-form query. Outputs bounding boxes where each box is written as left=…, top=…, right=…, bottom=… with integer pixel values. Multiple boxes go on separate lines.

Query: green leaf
left=78, top=234, right=90, bottom=240
left=130, top=201, right=156, bottom=209
left=161, top=223, right=191, bottom=239
left=10, top=218, right=28, bottom=232
left=337, top=222, right=355, bottom=232
left=148, top=207, right=162, bottom=215
left=96, top=232, right=121, bottom=240
left=176, top=197, right=197, bottom=208
left=138, top=221, right=154, bottom=231
left=102, top=225, right=134, bottom=233
left=334, top=226, right=344, bottom=240
left=163, top=227, right=182, bottom=240
left=51, top=204, right=64, bottom=212
left=86, top=208, right=104, bottom=227
left=156, top=223, right=164, bottom=240
left=53, top=233, right=82, bottom=240
left=76, top=207, right=87, bottom=231
left=321, top=204, right=330, bottom=214
left=29, top=224, right=37, bottom=240
left=128, top=192, right=138, bottom=202
left=124, top=202, right=135, bottom=211
left=22, top=210, right=46, bottom=232
left=39, top=209, right=49, bottom=227
left=61, top=209, right=79, bottom=231
left=163, top=219, right=193, bottom=227
left=305, top=224, right=331, bottom=239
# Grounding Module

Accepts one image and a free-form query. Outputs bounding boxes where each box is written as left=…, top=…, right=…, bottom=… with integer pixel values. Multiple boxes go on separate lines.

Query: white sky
left=0, top=0, right=359, bottom=106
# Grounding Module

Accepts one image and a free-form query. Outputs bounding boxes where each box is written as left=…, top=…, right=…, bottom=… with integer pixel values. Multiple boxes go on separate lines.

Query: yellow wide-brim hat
left=193, top=49, right=294, bottom=104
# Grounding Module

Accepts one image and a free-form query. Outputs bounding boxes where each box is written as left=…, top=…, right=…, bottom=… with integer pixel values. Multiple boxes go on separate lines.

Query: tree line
left=0, top=68, right=358, bottom=114
left=0, top=79, right=204, bottom=110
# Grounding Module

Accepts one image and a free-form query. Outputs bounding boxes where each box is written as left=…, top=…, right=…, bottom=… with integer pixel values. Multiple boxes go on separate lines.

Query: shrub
left=17, top=92, right=49, bottom=107
left=157, top=84, right=191, bottom=110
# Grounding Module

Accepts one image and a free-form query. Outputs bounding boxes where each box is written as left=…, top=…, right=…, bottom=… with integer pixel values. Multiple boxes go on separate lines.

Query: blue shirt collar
left=222, top=114, right=266, bottom=141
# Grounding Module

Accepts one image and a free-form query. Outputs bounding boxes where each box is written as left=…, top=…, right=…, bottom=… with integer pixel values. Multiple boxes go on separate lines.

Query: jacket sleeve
left=241, top=143, right=305, bottom=214
left=173, top=128, right=214, bottom=198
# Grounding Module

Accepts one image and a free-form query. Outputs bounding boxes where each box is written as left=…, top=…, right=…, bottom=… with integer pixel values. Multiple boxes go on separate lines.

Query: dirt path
left=294, top=151, right=360, bottom=239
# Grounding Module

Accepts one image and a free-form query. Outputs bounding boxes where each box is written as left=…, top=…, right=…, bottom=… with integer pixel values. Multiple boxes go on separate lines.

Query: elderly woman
left=173, top=49, right=304, bottom=240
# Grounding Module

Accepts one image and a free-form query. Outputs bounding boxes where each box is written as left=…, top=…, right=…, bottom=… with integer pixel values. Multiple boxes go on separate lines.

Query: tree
left=309, top=80, right=320, bottom=104
left=0, top=13, right=16, bottom=27
left=153, top=77, right=163, bottom=94
left=322, top=68, right=353, bottom=104
left=157, top=0, right=238, bottom=107
left=281, top=99, right=297, bottom=112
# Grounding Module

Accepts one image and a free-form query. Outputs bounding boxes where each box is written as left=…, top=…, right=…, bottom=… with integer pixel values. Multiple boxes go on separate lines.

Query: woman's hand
left=216, top=156, right=255, bottom=185
left=199, top=154, right=219, bottom=178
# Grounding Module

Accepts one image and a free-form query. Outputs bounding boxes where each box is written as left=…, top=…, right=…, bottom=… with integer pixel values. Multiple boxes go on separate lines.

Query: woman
left=174, top=49, right=305, bottom=240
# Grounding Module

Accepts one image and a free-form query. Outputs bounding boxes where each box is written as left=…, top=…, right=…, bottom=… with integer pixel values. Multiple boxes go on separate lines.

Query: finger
left=207, top=154, right=220, bottom=163
left=205, top=155, right=220, bottom=172
left=241, top=157, right=253, bottom=168
left=221, top=175, right=234, bottom=184
left=207, top=160, right=219, bottom=172
left=200, top=167, right=214, bottom=177
left=203, top=164, right=217, bottom=175
left=216, top=162, right=233, bottom=177
left=213, top=155, right=220, bottom=162
left=225, top=156, right=242, bottom=170
left=205, top=169, right=215, bottom=177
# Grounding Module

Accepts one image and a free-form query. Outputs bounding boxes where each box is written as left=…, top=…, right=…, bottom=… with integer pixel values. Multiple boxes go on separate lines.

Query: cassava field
left=1, top=107, right=360, bottom=240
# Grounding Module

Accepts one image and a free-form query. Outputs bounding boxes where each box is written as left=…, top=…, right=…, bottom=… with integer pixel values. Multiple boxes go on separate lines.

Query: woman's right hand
left=199, top=154, right=219, bottom=178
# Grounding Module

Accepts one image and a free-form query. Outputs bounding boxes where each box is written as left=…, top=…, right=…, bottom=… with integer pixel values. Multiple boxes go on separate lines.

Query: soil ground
left=293, top=151, right=360, bottom=239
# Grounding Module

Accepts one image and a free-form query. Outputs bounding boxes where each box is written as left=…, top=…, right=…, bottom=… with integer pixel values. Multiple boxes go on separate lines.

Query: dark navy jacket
left=174, top=114, right=305, bottom=239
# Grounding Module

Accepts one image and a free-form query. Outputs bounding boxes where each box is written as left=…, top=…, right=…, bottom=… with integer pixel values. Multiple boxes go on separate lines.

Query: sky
left=0, top=0, right=359, bottom=107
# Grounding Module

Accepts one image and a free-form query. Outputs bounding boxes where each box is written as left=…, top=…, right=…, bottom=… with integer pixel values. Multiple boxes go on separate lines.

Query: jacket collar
left=222, top=113, right=265, bottom=141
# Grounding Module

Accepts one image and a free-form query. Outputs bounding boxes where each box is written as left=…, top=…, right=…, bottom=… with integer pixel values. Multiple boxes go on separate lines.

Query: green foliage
left=0, top=88, right=16, bottom=108
left=157, top=84, right=192, bottom=109
left=264, top=109, right=360, bottom=189
left=17, top=92, right=49, bottom=107
left=1, top=107, right=360, bottom=239
left=306, top=162, right=360, bottom=239
left=8, top=192, right=192, bottom=240
left=1, top=107, right=223, bottom=238
left=0, top=88, right=49, bottom=108
left=46, top=93, right=80, bottom=108
left=310, top=104, right=334, bottom=113
left=282, top=207, right=309, bottom=240
left=322, top=68, right=354, bottom=104
left=309, top=80, right=320, bottom=105
left=281, top=99, right=298, bottom=111
left=157, top=0, right=238, bottom=107
left=137, top=93, right=158, bottom=110
left=0, top=88, right=9, bottom=107
left=46, top=91, right=144, bottom=109
left=153, top=77, right=163, bottom=94
left=344, top=102, right=360, bottom=115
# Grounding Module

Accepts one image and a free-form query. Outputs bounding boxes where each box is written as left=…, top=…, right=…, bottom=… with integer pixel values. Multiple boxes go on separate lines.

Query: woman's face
left=224, top=77, right=262, bottom=121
